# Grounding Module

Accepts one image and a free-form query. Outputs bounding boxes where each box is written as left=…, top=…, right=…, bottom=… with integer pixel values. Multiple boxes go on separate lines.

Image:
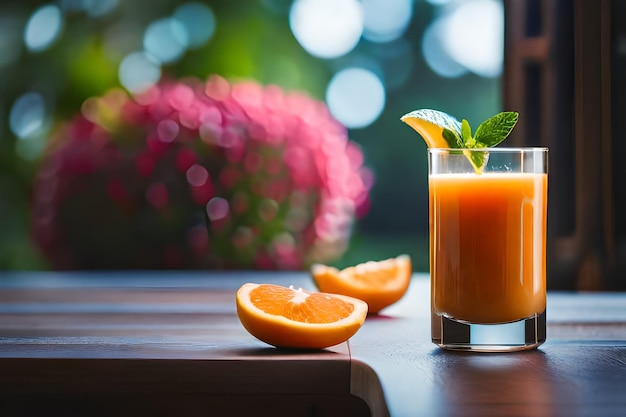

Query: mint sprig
left=443, top=112, right=519, bottom=172
left=474, top=112, right=519, bottom=147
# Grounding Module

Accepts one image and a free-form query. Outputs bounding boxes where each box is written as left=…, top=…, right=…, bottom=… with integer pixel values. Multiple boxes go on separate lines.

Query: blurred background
left=0, top=0, right=504, bottom=271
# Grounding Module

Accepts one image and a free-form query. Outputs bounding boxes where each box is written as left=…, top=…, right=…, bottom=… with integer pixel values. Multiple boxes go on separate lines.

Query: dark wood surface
left=1, top=271, right=625, bottom=417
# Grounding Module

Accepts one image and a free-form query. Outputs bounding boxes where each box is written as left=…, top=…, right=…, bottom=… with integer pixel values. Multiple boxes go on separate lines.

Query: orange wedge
left=311, top=255, right=412, bottom=314
left=400, top=109, right=461, bottom=148
left=236, top=283, right=368, bottom=349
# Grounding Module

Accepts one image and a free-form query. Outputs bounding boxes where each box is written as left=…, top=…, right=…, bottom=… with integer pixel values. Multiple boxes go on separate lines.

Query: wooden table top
left=1, top=271, right=625, bottom=417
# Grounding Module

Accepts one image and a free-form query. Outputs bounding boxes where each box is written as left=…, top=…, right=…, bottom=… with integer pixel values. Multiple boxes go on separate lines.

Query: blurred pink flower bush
left=30, top=75, right=373, bottom=270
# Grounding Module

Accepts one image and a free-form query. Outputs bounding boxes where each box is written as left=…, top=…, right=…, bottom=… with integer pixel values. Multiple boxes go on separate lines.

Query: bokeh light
left=10, top=92, right=48, bottom=160
left=441, top=0, right=504, bottom=78
left=289, top=0, right=363, bottom=59
left=206, top=197, right=230, bottom=221
left=157, top=119, right=180, bottom=142
left=119, top=52, right=162, bottom=93
left=326, top=67, right=385, bottom=129
left=186, top=164, right=210, bottom=187
left=422, top=18, right=468, bottom=78
left=362, top=0, right=412, bottom=43
left=24, top=5, right=64, bottom=52
left=118, top=2, right=217, bottom=97
left=9, top=92, right=45, bottom=139
left=173, top=2, right=216, bottom=49
left=420, top=0, right=503, bottom=78
left=143, top=18, right=188, bottom=64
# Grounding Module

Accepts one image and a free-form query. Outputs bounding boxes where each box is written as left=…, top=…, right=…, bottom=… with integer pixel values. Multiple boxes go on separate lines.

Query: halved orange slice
left=236, top=283, right=368, bottom=349
left=311, top=255, right=412, bottom=314
left=400, top=109, right=461, bottom=148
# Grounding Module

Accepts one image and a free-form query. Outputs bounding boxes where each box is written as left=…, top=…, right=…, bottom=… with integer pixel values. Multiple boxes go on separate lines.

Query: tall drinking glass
left=429, top=148, right=548, bottom=352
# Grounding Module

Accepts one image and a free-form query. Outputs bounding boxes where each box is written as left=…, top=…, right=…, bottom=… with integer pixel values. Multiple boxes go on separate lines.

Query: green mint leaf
left=442, top=128, right=462, bottom=148
left=473, top=111, right=519, bottom=147
left=461, top=119, right=472, bottom=145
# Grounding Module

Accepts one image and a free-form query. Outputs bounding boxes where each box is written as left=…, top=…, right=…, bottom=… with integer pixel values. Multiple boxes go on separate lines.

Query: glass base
left=432, top=311, right=546, bottom=352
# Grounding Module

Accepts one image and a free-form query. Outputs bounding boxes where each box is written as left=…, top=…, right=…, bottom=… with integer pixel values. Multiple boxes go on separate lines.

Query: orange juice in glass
left=429, top=148, right=548, bottom=352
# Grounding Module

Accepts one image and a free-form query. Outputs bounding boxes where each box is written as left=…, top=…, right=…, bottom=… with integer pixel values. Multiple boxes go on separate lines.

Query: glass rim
left=428, top=147, right=548, bottom=153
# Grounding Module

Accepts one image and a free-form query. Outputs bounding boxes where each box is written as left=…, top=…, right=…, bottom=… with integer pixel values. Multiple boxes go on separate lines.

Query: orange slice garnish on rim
left=311, top=255, right=412, bottom=314
left=236, top=283, right=368, bottom=349
left=400, top=109, right=461, bottom=148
